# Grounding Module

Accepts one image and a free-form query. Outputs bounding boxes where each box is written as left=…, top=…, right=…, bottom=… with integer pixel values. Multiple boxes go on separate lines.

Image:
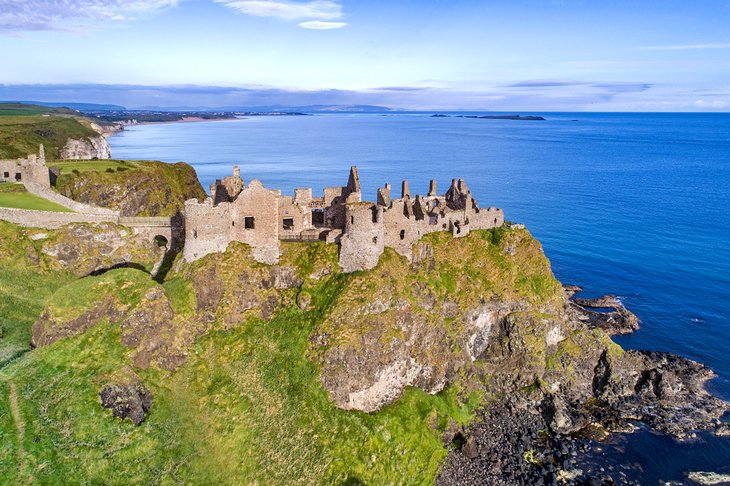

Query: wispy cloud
left=298, top=20, right=346, bottom=30
left=0, top=0, right=347, bottom=33
left=215, top=0, right=347, bottom=28
left=373, top=86, right=432, bottom=92
left=592, top=82, right=652, bottom=93
left=506, top=80, right=586, bottom=88
left=0, top=0, right=180, bottom=32
left=634, top=43, right=730, bottom=51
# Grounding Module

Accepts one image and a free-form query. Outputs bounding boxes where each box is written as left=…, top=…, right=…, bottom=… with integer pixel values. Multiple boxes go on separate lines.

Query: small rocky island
left=0, top=136, right=726, bottom=484
left=431, top=113, right=546, bottom=120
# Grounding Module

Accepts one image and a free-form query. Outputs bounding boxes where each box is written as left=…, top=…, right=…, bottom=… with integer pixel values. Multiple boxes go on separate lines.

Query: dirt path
left=7, top=380, right=31, bottom=481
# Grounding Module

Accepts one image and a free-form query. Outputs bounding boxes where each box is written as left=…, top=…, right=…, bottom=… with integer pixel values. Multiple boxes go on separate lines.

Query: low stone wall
left=0, top=207, right=118, bottom=229
left=24, top=182, right=119, bottom=216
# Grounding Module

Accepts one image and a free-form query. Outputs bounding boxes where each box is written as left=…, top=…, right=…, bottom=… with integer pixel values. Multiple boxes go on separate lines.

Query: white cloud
left=694, top=99, right=728, bottom=109
left=215, top=0, right=343, bottom=20
left=634, top=43, right=730, bottom=51
left=298, top=20, right=346, bottom=29
left=0, top=0, right=180, bottom=32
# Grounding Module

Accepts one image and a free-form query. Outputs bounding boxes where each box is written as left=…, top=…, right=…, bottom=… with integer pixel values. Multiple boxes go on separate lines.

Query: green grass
left=0, top=268, right=75, bottom=367
left=0, top=225, right=567, bottom=484
left=0, top=239, right=488, bottom=484
left=0, top=185, right=72, bottom=212
left=0, top=112, right=98, bottom=160
left=0, top=220, right=77, bottom=366
left=0, top=288, right=479, bottom=485
left=51, top=160, right=206, bottom=217
left=0, top=103, right=73, bottom=117
left=50, top=160, right=143, bottom=174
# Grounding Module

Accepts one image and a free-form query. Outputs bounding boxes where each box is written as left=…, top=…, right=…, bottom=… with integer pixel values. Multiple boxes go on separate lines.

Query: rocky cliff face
left=60, top=135, right=112, bottom=160
left=17, top=223, right=729, bottom=485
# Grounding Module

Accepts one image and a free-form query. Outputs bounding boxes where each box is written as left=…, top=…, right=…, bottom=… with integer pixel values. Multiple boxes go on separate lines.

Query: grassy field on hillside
left=0, top=104, right=100, bottom=160
left=0, top=221, right=75, bottom=366
left=50, top=159, right=143, bottom=174
left=0, top=184, right=72, bottom=212
left=0, top=103, right=78, bottom=117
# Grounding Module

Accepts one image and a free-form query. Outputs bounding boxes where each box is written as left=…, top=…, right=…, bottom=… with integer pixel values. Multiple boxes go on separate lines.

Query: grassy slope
left=0, top=103, right=76, bottom=117
left=0, top=225, right=561, bottom=484
left=0, top=221, right=75, bottom=366
left=51, top=160, right=206, bottom=217
left=0, top=110, right=99, bottom=160
left=0, top=184, right=72, bottom=212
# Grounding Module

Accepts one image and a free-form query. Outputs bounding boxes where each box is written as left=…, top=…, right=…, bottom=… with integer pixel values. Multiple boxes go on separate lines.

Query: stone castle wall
left=2, top=152, right=505, bottom=274
left=229, top=180, right=280, bottom=264
left=183, top=199, right=232, bottom=262
left=183, top=166, right=505, bottom=272
left=338, top=203, right=385, bottom=273
left=0, top=207, right=118, bottom=229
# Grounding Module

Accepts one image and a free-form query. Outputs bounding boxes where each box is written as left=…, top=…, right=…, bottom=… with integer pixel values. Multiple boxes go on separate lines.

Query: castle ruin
left=0, top=148, right=504, bottom=273
left=0, top=145, right=51, bottom=187
left=183, top=166, right=504, bottom=272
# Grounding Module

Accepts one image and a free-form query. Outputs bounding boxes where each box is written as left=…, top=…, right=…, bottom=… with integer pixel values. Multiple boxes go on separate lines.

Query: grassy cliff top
left=51, top=159, right=206, bottom=217
left=0, top=103, right=102, bottom=160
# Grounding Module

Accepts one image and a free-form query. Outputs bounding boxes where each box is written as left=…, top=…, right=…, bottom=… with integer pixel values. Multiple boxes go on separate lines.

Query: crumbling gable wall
left=338, top=202, right=384, bottom=273
left=340, top=176, right=505, bottom=271
left=229, top=180, right=280, bottom=264
left=183, top=198, right=232, bottom=262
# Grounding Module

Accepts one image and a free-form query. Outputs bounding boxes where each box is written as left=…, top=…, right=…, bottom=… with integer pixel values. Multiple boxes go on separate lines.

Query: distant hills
left=6, top=101, right=395, bottom=114
left=15, top=101, right=127, bottom=112
left=134, top=104, right=394, bottom=113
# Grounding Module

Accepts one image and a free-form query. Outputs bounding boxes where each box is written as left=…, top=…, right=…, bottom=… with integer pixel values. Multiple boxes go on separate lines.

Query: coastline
left=105, top=112, right=730, bottom=483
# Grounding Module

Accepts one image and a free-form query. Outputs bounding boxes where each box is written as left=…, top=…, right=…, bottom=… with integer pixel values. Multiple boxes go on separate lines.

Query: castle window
left=244, top=216, right=255, bottom=229
left=193, top=230, right=198, bottom=239
left=283, top=218, right=294, bottom=230
left=372, top=236, right=378, bottom=244
left=15, top=173, right=21, bottom=181
left=372, top=207, right=378, bottom=223
left=400, top=229, right=405, bottom=240
left=351, top=216, right=355, bottom=225
left=312, top=209, right=325, bottom=225
left=232, top=221, right=235, bottom=227
left=429, top=215, right=437, bottom=225
left=3, top=172, right=8, bottom=178
left=494, top=217, right=498, bottom=225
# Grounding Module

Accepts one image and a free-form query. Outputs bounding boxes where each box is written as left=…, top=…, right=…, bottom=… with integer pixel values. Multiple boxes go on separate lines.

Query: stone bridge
left=118, top=216, right=184, bottom=249
left=0, top=210, right=184, bottom=249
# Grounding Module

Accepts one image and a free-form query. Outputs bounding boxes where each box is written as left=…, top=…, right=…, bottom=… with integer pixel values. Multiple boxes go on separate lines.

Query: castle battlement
left=183, top=166, right=504, bottom=272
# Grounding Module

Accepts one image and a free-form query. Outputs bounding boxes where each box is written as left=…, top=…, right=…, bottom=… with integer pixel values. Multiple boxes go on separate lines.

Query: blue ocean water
left=110, top=113, right=730, bottom=483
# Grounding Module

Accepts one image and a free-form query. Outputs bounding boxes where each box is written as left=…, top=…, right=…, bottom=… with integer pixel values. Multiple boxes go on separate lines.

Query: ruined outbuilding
left=183, top=166, right=504, bottom=272
left=0, top=144, right=51, bottom=186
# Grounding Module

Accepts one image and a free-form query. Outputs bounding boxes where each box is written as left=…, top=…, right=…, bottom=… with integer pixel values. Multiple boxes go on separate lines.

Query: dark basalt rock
left=32, top=297, right=125, bottom=348
left=99, top=382, right=153, bottom=426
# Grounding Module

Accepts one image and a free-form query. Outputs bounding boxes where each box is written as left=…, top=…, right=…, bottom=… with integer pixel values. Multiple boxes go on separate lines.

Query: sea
left=110, top=112, right=730, bottom=484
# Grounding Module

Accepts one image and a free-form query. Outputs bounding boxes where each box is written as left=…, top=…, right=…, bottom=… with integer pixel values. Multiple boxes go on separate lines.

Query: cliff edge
left=0, top=221, right=724, bottom=485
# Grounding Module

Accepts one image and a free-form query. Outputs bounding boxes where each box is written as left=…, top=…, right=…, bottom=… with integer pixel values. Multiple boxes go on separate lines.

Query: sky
left=0, top=0, right=729, bottom=111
